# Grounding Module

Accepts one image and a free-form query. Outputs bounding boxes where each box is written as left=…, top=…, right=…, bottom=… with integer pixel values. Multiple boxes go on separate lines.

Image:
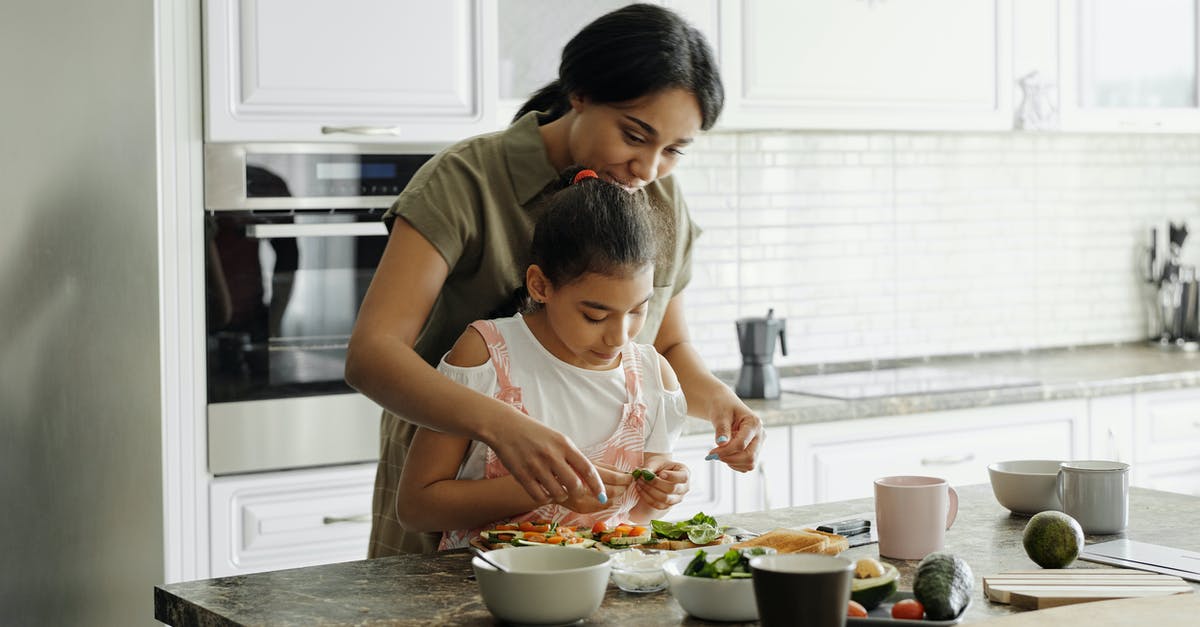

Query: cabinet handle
left=320, top=125, right=402, bottom=136
left=323, top=514, right=371, bottom=525
left=920, top=453, right=975, bottom=466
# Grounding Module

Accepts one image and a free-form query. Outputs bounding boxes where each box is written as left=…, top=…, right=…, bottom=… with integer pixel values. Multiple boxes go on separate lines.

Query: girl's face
left=566, top=87, right=702, bottom=192
left=527, top=265, right=655, bottom=370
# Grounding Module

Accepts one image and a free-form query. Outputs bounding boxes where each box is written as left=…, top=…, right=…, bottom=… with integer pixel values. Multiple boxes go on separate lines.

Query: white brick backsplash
left=678, top=130, right=1200, bottom=369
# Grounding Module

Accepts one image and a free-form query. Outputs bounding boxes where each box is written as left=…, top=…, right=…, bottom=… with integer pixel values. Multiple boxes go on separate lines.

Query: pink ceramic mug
left=874, top=476, right=958, bottom=560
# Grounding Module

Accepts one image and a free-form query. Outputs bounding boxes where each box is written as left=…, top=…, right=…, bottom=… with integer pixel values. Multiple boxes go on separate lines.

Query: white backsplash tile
left=676, top=130, right=1200, bottom=372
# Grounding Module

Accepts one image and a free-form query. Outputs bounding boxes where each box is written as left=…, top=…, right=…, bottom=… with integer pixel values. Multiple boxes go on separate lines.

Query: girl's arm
left=345, top=218, right=604, bottom=505
left=654, top=294, right=764, bottom=472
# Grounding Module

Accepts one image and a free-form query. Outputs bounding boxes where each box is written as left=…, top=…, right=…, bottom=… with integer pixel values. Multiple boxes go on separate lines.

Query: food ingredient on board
left=731, top=527, right=847, bottom=555
left=850, top=557, right=900, bottom=610
left=682, top=547, right=773, bottom=579
left=912, top=552, right=973, bottom=621
left=1022, top=510, right=1084, bottom=568
left=650, top=512, right=724, bottom=545
left=847, top=600, right=869, bottom=618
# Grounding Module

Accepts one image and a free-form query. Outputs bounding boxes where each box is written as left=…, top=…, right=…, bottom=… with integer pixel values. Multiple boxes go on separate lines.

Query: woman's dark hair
left=531, top=166, right=663, bottom=293
left=514, top=3, right=723, bottom=130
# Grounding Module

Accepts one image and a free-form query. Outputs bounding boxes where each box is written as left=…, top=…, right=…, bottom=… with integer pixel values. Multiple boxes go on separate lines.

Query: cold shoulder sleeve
left=436, top=352, right=501, bottom=398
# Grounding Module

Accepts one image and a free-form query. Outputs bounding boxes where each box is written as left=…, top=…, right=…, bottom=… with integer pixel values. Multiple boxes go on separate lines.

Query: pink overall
left=439, top=319, right=649, bottom=550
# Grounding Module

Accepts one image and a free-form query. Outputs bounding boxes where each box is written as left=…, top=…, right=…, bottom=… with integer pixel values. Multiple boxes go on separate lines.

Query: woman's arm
left=345, top=218, right=604, bottom=504
left=654, top=293, right=764, bottom=472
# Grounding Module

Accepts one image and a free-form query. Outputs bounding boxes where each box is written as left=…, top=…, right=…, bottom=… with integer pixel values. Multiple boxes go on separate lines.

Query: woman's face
left=529, top=265, right=655, bottom=370
left=566, top=87, right=702, bottom=192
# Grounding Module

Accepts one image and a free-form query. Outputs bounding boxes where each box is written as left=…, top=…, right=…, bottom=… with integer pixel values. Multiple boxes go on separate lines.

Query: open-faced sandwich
left=476, top=520, right=596, bottom=549
left=645, top=512, right=731, bottom=550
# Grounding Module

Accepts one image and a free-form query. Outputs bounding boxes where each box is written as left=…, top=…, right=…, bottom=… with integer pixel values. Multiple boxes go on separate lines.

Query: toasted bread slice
left=653, top=535, right=731, bottom=551
left=730, top=528, right=846, bottom=555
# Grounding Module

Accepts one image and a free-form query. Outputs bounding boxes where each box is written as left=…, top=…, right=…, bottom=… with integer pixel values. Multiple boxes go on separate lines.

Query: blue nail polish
left=716, top=435, right=729, bottom=444
left=705, top=453, right=719, bottom=461
left=598, top=492, right=608, bottom=504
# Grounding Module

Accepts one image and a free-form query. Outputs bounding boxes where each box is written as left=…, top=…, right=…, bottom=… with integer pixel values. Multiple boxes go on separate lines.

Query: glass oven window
left=206, top=209, right=387, bottom=403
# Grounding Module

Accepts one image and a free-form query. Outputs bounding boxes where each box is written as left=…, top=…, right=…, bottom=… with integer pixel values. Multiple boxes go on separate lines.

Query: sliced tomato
left=518, top=521, right=534, bottom=532
left=528, top=524, right=550, bottom=533
left=599, top=533, right=613, bottom=543
left=494, top=533, right=515, bottom=542
left=630, top=526, right=646, bottom=536
left=545, top=535, right=564, bottom=545
left=522, top=533, right=547, bottom=543
left=495, top=524, right=519, bottom=531
left=591, top=521, right=608, bottom=534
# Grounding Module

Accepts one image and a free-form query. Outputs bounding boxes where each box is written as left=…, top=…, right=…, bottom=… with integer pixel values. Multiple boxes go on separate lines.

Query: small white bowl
left=610, top=547, right=672, bottom=593
left=472, top=546, right=611, bottom=625
left=663, top=553, right=758, bottom=622
left=988, top=459, right=1064, bottom=515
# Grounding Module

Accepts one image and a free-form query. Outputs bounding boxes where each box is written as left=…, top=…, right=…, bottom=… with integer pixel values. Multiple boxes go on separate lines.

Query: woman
left=345, top=3, right=764, bottom=556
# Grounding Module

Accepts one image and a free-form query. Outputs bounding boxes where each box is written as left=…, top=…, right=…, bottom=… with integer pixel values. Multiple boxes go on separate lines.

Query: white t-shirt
left=437, top=314, right=687, bottom=481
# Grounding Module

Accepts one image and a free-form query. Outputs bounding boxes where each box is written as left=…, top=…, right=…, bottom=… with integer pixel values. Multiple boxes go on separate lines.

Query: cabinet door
left=1059, top=0, right=1200, bottom=132
left=718, top=0, right=1012, bottom=131
left=672, top=432, right=736, bottom=518
left=790, top=400, right=1087, bottom=505
left=1133, top=388, right=1200, bottom=464
left=494, top=1, right=720, bottom=126
left=204, top=0, right=497, bottom=143
left=210, top=464, right=375, bottom=577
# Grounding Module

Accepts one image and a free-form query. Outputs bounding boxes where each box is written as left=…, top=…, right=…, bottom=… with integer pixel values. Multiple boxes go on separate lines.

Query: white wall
left=677, top=131, right=1200, bottom=371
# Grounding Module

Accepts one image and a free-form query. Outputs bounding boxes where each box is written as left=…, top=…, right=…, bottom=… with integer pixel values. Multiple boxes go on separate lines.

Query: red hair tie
left=572, top=169, right=600, bottom=185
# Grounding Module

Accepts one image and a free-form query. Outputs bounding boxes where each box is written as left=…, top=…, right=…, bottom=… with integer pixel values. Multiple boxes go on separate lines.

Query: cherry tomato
left=847, top=600, right=868, bottom=618
left=591, top=521, right=608, bottom=535
left=891, top=599, right=925, bottom=620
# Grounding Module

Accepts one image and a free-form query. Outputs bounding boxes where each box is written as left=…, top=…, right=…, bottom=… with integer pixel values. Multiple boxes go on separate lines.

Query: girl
left=395, top=169, right=690, bottom=548
left=346, top=3, right=763, bottom=556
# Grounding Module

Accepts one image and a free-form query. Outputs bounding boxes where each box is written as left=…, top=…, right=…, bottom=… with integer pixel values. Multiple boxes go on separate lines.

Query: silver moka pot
left=735, top=309, right=787, bottom=399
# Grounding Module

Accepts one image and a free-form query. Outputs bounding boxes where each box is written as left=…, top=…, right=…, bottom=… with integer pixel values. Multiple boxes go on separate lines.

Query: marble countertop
left=155, top=484, right=1200, bottom=626
left=681, top=343, right=1200, bottom=435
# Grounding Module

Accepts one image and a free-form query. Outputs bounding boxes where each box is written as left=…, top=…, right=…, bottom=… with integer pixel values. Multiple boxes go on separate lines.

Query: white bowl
left=663, top=553, right=758, bottom=622
left=988, top=459, right=1064, bottom=515
left=472, top=546, right=611, bottom=625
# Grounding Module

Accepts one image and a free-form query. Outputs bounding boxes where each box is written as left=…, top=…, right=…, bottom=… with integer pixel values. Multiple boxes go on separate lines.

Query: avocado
left=912, top=552, right=973, bottom=620
left=850, top=561, right=899, bottom=610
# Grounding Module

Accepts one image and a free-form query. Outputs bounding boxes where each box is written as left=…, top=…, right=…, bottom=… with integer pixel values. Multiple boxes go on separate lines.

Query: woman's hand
left=562, top=464, right=633, bottom=513
left=483, top=411, right=608, bottom=506
left=703, top=389, right=764, bottom=473
left=634, top=459, right=691, bottom=510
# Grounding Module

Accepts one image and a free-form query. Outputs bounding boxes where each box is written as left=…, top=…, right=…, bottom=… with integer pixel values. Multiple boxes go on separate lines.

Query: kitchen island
left=156, top=484, right=1199, bottom=626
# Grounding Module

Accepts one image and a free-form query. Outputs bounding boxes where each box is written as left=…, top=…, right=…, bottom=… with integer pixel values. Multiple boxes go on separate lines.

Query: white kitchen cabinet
left=671, top=431, right=736, bottom=519
left=1130, top=388, right=1200, bottom=493
left=717, top=0, right=1013, bottom=131
left=1058, top=0, right=1200, bottom=132
left=1088, top=394, right=1136, bottom=463
left=203, top=0, right=497, bottom=143
left=494, top=0, right=720, bottom=126
left=672, top=425, right=789, bottom=519
left=789, top=400, right=1088, bottom=505
left=210, top=463, right=375, bottom=577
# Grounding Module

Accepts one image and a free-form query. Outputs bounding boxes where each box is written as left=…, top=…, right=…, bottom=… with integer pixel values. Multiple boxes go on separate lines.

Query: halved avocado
left=850, top=562, right=900, bottom=610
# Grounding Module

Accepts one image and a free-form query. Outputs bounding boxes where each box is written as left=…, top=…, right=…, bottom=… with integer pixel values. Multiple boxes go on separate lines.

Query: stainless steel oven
left=204, top=143, right=433, bottom=475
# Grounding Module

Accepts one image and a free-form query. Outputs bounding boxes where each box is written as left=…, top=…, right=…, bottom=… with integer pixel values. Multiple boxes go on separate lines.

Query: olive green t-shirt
left=384, top=110, right=700, bottom=364
left=369, top=111, right=700, bottom=556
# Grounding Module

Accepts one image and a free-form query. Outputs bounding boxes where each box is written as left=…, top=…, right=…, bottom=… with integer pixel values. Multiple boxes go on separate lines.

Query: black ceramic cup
left=749, top=554, right=855, bottom=627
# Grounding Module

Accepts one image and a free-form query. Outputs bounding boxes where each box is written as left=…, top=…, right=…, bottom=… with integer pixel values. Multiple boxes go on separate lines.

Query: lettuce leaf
left=650, top=512, right=723, bottom=542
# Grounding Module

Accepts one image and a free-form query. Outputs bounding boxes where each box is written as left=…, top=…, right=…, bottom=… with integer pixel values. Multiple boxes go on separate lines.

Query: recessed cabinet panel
left=1133, top=388, right=1200, bottom=464
left=720, top=0, right=1012, bottom=130
left=673, top=432, right=736, bottom=518
left=205, top=0, right=496, bottom=143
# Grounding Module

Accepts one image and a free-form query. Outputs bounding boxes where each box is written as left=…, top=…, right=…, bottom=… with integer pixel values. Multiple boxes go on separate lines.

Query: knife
left=795, top=512, right=878, bottom=548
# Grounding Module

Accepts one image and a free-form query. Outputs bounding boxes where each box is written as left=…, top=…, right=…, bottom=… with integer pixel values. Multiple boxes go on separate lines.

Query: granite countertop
left=155, top=484, right=1200, bottom=626
left=680, top=343, right=1200, bottom=435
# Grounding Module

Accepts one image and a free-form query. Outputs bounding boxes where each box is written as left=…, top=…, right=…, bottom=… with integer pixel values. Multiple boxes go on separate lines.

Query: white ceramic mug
left=874, top=476, right=959, bottom=560
left=1057, top=460, right=1130, bottom=534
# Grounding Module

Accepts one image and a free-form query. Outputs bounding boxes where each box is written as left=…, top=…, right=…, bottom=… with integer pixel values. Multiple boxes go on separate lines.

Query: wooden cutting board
left=984, top=569, right=1193, bottom=609
left=972, top=592, right=1200, bottom=626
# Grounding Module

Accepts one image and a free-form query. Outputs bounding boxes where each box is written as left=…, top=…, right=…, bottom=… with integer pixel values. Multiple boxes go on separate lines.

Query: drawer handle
left=323, top=514, right=371, bottom=525
left=320, top=125, right=402, bottom=136
left=920, top=453, right=975, bottom=466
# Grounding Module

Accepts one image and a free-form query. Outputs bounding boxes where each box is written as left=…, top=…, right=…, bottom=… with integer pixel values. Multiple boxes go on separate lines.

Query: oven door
left=205, top=209, right=387, bottom=474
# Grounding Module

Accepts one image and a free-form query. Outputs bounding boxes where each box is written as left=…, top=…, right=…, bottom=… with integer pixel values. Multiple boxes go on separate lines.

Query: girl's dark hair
left=514, top=3, right=723, bottom=130
left=531, top=166, right=662, bottom=293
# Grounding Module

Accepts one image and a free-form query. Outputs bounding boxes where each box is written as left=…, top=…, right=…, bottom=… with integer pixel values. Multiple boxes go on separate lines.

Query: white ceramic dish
left=472, top=545, right=611, bottom=625
left=609, top=547, right=672, bottom=593
left=662, top=553, right=758, bottom=622
left=988, top=459, right=1064, bottom=515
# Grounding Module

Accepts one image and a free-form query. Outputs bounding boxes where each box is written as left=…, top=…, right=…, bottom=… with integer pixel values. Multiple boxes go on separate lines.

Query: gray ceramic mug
left=1057, top=461, right=1130, bottom=534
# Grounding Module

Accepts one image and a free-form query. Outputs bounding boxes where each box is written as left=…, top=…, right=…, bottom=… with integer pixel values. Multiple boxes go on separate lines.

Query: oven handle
left=320, top=124, right=403, bottom=136
left=245, top=222, right=388, bottom=239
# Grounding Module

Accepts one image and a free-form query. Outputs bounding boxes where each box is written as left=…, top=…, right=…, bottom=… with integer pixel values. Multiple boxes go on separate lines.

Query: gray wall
left=0, top=0, right=163, bottom=624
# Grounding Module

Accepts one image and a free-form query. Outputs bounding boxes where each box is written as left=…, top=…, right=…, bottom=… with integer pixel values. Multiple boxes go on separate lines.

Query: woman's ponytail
left=513, top=79, right=570, bottom=124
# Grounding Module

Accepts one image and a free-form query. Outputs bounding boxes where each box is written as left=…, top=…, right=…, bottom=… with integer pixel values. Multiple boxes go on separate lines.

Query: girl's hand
left=563, top=464, right=633, bottom=513
left=485, top=412, right=607, bottom=506
left=634, top=459, right=690, bottom=510
left=705, top=392, right=764, bottom=473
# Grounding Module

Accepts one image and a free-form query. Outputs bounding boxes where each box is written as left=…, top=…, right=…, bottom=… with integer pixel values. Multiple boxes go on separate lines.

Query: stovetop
left=778, top=366, right=1040, bottom=400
